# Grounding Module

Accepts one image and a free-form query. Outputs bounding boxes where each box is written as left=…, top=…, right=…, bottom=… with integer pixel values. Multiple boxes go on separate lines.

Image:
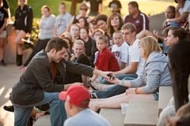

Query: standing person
left=59, top=85, right=111, bottom=126
left=86, top=0, right=103, bottom=16
left=13, top=0, right=33, bottom=66
left=108, top=0, right=122, bottom=14
left=54, top=2, right=72, bottom=37
left=90, top=36, right=171, bottom=111
left=23, top=5, right=55, bottom=68
left=124, top=1, right=149, bottom=34
left=10, top=37, right=110, bottom=126
left=67, top=3, right=91, bottom=31
left=0, top=0, right=8, bottom=66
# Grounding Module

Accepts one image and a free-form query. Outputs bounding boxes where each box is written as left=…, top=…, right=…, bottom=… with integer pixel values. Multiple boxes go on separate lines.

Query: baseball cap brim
left=58, top=91, right=67, bottom=101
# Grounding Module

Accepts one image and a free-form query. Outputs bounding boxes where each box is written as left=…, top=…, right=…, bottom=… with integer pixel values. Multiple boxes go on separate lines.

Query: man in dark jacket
left=10, top=37, right=109, bottom=126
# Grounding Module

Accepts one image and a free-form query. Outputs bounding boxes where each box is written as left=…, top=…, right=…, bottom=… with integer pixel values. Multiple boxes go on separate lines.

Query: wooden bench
left=158, top=86, right=173, bottom=116
left=124, top=99, right=158, bottom=126
left=100, top=108, right=125, bottom=126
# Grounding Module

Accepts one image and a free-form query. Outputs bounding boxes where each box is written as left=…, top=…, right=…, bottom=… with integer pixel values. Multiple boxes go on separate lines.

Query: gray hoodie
left=130, top=51, right=172, bottom=93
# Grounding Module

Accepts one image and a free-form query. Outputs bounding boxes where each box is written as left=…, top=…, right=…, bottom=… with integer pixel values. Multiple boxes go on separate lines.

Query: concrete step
left=33, top=115, right=50, bottom=126
left=100, top=108, right=125, bottom=126
left=158, top=86, right=173, bottom=116
left=124, top=99, right=158, bottom=126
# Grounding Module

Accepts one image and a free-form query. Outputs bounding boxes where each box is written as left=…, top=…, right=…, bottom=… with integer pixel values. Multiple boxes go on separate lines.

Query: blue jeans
left=93, top=85, right=128, bottom=98
left=100, top=74, right=138, bottom=84
left=13, top=92, right=67, bottom=126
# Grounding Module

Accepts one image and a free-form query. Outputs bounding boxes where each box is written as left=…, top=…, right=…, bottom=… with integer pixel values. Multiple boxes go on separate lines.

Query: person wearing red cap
left=59, top=85, right=111, bottom=126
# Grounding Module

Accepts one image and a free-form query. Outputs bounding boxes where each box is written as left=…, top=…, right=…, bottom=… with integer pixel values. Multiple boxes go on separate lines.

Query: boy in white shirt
left=112, top=31, right=129, bottom=69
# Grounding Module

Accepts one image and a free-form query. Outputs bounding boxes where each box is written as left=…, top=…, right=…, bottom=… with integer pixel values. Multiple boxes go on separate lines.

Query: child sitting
left=112, top=31, right=129, bottom=69
left=68, top=40, right=90, bottom=86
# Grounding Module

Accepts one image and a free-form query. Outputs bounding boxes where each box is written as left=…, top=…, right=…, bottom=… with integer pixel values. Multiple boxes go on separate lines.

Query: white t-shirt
left=38, top=14, right=56, bottom=40
left=112, top=42, right=129, bottom=68
left=64, top=109, right=111, bottom=126
left=183, top=1, right=190, bottom=29
left=129, top=39, right=144, bottom=75
left=54, top=12, right=72, bottom=36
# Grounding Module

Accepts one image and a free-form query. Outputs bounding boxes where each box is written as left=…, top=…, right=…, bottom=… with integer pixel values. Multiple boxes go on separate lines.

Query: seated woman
left=89, top=36, right=172, bottom=111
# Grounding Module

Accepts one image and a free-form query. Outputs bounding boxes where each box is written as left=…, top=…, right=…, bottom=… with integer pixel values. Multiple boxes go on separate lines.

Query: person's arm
left=0, top=10, right=8, bottom=33
left=0, top=18, right=7, bottom=33
left=136, top=30, right=153, bottom=40
left=166, top=12, right=189, bottom=23
left=114, top=62, right=138, bottom=75
left=27, top=7, right=33, bottom=33
left=99, top=3, right=103, bottom=14
left=64, top=59, right=109, bottom=79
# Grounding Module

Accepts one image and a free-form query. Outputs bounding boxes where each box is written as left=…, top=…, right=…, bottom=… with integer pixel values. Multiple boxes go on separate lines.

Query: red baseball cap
left=59, top=85, right=90, bottom=108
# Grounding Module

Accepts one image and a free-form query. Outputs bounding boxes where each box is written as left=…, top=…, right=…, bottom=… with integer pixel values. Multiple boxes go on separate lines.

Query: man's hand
left=106, top=76, right=121, bottom=84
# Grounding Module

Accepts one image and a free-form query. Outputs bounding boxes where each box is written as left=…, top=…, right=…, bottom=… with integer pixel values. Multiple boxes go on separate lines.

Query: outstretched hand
left=106, top=74, right=121, bottom=84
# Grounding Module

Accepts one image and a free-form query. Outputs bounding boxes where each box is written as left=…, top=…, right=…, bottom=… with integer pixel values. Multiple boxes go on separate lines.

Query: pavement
left=0, top=65, right=22, bottom=126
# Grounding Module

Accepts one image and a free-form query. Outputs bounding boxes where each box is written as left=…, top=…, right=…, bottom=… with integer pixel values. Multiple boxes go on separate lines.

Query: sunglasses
left=80, top=8, right=87, bottom=11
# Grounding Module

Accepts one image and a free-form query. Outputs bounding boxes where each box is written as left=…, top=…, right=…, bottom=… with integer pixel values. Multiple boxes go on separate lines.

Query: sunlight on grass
left=10, top=0, right=176, bottom=18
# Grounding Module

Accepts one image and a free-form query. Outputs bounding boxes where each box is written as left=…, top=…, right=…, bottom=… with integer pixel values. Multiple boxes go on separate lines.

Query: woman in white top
left=23, top=5, right=56, bottom=67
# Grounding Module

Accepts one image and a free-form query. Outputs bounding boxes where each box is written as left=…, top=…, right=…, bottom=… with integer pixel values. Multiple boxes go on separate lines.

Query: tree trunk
left=70, top=0, right=77, bottom=15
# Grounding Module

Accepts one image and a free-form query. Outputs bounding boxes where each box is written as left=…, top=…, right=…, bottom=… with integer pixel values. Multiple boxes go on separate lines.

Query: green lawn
left=9, top=0, right=176, bottom=18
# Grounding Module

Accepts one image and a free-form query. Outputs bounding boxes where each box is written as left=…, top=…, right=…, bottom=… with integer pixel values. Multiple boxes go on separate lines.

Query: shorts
left=0, top=30, right=7, bottom=38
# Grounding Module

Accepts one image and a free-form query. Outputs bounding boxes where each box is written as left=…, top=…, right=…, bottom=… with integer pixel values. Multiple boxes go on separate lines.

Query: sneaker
left=90, top=93, right=98, bottom=99
left=1, top=60, right=6, bottom=66
left=87, top=80, right=98, bottom=90
left=3, top=105, right=14, bottom=112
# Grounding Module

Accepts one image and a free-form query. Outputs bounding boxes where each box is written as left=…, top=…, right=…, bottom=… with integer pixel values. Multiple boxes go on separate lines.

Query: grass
left=9, top=0, right=176, bottom=18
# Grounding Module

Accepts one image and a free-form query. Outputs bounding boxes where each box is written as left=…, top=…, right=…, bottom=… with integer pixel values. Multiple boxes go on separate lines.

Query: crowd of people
left=1, top=0, right=190, bottom=126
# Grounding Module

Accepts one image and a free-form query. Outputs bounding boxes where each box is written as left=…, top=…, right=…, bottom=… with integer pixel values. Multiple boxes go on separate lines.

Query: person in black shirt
left=80, top=27, right=97, bottom=65
left=86, top=0, right=103, bottom=16
left=108, top=0, right=122, bottom=14
left=68, top=40, right=91, bottom=86
left=0, top=0, right=8, bottom=66
left=13, top=0, right=33, bottom=66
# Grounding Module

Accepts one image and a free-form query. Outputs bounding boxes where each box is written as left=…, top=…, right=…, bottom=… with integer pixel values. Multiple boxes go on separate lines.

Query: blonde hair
left=73, top=39, right=85, bottom=47
left=139, top=36, right=161, bottom=60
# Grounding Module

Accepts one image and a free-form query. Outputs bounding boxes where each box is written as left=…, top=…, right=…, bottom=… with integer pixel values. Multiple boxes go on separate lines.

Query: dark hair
left=78, top=17, right=89, bottom=29
left=168, top=40, right=190, bottom=111
left=95, top=14, right=108, bottom=24
left=167, top=5, right=176, bottom=18
left=41, top=5, right=51, bottom=13
left=45, top=37, right=68, bottom=52
left=59, top=1, right=66, bottom=7
left=128, top=1, right=139, bottom=10
left=169, top=27, right=187, bottom=40
left=107, top=13, right=124, bottom=36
